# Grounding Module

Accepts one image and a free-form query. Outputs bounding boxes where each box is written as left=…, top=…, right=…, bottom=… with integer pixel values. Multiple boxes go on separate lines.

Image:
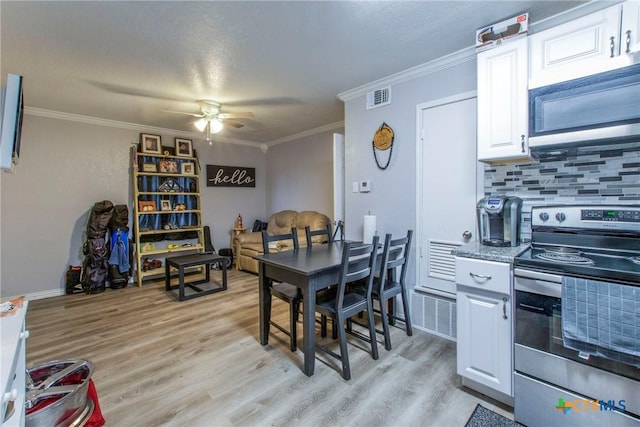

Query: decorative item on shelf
left=160, top=200, right=171, bottom=211
left=167, top=244, right=180, bottom=249
left=163, top=150, right=170, bottom=156
left=159, top=177, right=181, bottom=192
left=158, top=159, right=178, bottom=173
left=138, top=200, right=156, bottom=212
left=163, top=223, right=179, bottom=230
left=142, top=163, right=157, bottom=172
left=174, top=203, right=186, bottom=211
left=141, top=242, right=156, bottom=253
left=236, top=213, right=243, bottom=228
left=181, top=162, right=195, bottom=175
left=175, top=138, right=193, bottom=157
left=372, top=122, right=394, bottom=170
left=140, top=133, right=162, bottom=154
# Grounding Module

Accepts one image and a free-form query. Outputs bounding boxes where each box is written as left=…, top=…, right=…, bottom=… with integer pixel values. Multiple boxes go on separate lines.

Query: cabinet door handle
left=520, top=134, right=526, bottom=153
left=502, top=297, right=508, bottom=319
left=469, top=272, right=492, bottom=281
left=625, top=30, right=632, bottom=54
left=610, top=36, right=616, bottom=58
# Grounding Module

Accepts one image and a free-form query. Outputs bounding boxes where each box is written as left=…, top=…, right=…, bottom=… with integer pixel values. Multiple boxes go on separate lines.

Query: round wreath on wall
left=372, top=122, right=394, bottom=170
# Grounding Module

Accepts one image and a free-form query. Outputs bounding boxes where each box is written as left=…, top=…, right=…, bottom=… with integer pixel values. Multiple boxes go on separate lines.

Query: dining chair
left=304, top=224, right=332, bottom=247
left=372, top=230, right=414, bottom=350
left=314, top=236, right=379, bottom=380
left=261, top=228, right=301, bottom=352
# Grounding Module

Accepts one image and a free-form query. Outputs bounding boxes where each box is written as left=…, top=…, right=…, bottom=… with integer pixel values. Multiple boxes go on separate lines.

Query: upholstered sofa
left=233, top=210, right=331, bottom=274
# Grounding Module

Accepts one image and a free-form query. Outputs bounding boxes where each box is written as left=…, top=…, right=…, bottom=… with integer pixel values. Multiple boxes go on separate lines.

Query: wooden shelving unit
left=131, top=146, right=204, bottom=287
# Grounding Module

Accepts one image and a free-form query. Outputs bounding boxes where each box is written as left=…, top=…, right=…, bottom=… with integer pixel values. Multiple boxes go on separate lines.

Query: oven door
left=514, top=267, right=640, bottom=419
left=514, top=268, right=640, bottom=380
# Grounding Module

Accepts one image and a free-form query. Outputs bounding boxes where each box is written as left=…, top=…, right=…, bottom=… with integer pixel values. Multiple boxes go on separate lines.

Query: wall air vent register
left=366, top=86, right=391, bottom=110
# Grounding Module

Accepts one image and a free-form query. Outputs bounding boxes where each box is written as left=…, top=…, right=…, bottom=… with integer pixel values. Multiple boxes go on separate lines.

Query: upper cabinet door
left=477, top=37, right=529, bottom=163
left=621, top=0, right=640, bottom=57
left=529, top=5, right=624, bottom=89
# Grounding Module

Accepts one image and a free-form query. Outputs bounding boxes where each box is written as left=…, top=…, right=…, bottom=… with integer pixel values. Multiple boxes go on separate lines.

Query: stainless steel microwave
left=528, top=63, right=640, bottom=149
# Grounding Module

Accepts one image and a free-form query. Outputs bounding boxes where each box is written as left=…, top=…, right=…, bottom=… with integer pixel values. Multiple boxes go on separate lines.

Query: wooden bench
left=165, top=253, right=230, bottom=301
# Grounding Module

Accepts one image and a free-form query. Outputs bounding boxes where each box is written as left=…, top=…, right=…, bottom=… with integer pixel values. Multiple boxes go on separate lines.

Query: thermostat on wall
left=359, top=180, right=371, bottom=193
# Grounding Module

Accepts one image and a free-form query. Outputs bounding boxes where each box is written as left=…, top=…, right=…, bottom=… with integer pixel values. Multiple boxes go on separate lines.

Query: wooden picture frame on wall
left=140, top=133, right=162, bottom=154
left=175, top=138, right=193, bottom=157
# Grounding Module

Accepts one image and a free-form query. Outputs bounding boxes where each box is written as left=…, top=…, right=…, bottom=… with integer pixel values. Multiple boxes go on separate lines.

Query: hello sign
left=206, top=165, right=256, bottom=188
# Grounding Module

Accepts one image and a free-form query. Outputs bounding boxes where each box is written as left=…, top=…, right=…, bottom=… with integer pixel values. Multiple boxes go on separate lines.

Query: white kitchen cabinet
left=529, top=1, right=639, bottom=89
left=456, top=257, right=512, bottom=398
left=1, top=300, right=28, bottom=427
left=477, top=37, right=529, bottom=163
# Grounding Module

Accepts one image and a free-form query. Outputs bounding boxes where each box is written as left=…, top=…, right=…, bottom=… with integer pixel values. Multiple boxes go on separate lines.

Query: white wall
left=343, top=58, right=477, bottom=289
left=0, top=114, right=265, bottom=298
left=265, top=128, right=341, bottom=219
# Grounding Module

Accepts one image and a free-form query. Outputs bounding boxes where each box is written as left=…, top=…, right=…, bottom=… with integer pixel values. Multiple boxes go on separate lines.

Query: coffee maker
left=477, top=196, right=522, bottom=247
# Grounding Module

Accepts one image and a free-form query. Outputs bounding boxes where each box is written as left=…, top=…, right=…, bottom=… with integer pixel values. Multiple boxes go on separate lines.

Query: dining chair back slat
left=304, top=224, right=332, bottom=247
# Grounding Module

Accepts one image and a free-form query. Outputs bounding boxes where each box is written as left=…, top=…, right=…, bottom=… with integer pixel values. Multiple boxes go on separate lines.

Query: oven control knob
left=555, top=212, right=566, bottom=222
left=539, top=212, right=549, bottom=221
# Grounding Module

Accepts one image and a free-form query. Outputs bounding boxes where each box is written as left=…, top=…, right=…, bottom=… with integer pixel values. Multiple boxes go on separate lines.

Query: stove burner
left=543, top=246, right=582, bottom=255
left=535, top=252, right=595, bottom=265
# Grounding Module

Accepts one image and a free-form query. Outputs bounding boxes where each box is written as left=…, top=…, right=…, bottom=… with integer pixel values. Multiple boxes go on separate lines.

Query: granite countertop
left=451, top=241, right=529, bottom=263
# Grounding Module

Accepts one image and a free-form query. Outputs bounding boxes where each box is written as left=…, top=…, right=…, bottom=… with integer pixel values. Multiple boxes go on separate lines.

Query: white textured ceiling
left=1, top=1, right=588, bottom=145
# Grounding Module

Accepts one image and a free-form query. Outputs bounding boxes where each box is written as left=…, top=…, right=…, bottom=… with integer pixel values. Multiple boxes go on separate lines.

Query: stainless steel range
left=513, top=205, right=640, bottom=427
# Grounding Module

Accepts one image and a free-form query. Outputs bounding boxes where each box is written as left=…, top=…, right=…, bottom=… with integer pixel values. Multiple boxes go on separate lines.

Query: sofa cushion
left=267, top=210, right=298, bottom=235
left=296, top=211, right=331, bottom=243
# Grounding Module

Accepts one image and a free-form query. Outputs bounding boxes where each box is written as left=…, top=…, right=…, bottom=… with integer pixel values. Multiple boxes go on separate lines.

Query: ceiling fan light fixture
left=209, top=118, right=223, bottom=134
left=194, top=118, right=208, bottom=132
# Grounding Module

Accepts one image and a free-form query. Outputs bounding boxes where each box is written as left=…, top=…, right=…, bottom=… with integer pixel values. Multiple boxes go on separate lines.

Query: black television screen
left=0, top=73, right=24, bottom=173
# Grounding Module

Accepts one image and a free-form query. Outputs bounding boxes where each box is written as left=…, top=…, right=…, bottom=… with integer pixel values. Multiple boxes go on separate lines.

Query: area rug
left=464, top=404, right=521, bottom=427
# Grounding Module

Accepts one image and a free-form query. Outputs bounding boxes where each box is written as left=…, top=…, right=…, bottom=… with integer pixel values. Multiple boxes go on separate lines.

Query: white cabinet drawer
left=455, top=257, right=511, bottom=294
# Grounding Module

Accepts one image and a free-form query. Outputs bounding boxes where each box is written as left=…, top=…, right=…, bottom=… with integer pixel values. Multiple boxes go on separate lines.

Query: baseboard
left=5, top=288, right=66, bottom=301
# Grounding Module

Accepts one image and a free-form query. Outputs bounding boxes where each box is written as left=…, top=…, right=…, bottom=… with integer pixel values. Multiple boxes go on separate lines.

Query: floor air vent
left=411, top=290, right=456, bottom=341
left=366, top=87, right=391, bottom=109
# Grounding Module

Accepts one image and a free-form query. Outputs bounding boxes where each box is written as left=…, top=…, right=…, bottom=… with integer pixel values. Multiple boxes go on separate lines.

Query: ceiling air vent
left=366, top=87, right=391, bottom=110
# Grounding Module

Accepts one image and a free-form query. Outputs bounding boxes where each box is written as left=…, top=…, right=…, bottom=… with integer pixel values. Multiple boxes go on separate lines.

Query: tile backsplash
left=483, top=140, right=640, bottom=241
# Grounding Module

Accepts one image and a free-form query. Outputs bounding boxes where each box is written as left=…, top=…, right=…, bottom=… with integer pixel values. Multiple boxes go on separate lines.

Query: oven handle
left=514, top=268, right=562, bottom=283
left=514, top=268, right=562, bottom=298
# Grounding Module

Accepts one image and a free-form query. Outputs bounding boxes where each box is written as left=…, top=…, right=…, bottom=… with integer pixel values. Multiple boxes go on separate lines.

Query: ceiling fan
left=168, top=100, right=254, bottom=144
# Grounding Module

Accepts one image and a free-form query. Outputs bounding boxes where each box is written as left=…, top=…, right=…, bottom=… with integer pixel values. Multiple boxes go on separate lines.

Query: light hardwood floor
left=25, top=269, right=514, bottom=426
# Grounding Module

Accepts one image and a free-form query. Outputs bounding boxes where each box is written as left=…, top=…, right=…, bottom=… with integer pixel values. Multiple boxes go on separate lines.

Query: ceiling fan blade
left=162, top=110, right=204, bottom=118
left=222, top=119, right=244, bottom=128
left=218, top=112, right=254, bottom=119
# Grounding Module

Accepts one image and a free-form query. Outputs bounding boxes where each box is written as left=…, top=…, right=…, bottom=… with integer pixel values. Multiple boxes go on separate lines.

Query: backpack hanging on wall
left=108, top=204, right=132, bottom=289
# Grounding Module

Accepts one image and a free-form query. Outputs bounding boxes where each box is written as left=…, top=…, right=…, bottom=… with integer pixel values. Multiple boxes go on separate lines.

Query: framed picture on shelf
left=160, top=200, right=172, bottom=211
left=158, top=159, right=178, bottom=173
left=138, top=200, right=157, bottom=212
left=142, top=163, right=157, bottom=172
left=181, top=162, right=195, bottom=175
left=175, top=138, right=193, bottom=157
left=140, top=133, right=162, bottom=154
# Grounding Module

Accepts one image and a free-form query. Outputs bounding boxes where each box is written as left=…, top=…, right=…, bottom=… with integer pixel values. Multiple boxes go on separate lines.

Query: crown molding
left=266, top=120, right=345, bottom=146
left=24, top=107, right=262, bottom=149
left=337, top=46, right=476, bottom=102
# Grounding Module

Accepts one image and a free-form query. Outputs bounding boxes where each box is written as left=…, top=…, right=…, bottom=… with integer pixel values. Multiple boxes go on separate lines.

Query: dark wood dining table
left=254, top=241, right=349, bottom=376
